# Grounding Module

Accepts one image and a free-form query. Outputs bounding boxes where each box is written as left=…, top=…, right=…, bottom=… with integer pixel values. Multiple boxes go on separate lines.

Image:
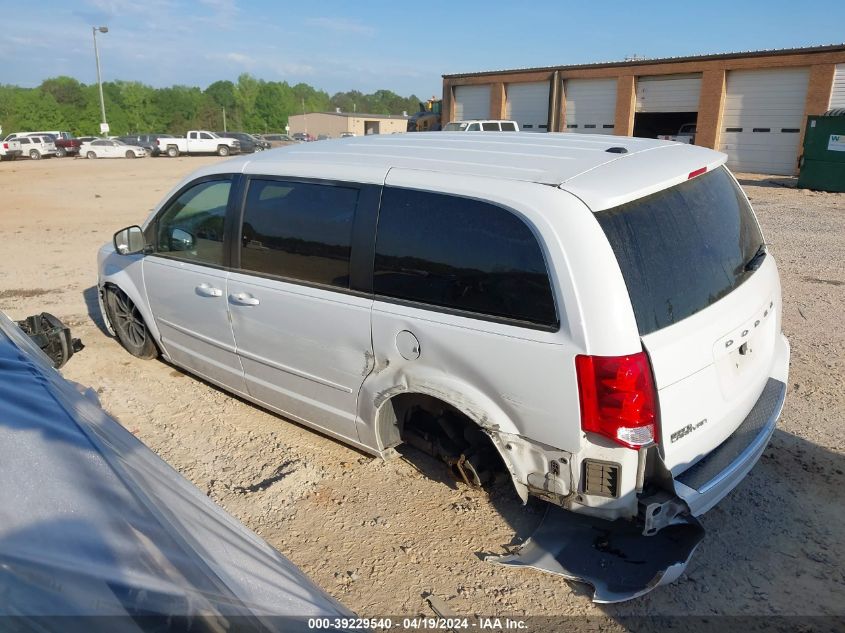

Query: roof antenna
left=606, top=146, right=628, bottom=154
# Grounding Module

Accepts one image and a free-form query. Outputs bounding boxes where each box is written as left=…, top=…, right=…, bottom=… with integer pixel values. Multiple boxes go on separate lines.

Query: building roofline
left=293, top=111, right=410, bottom=120
left=442, top=43, right=845, bottom=79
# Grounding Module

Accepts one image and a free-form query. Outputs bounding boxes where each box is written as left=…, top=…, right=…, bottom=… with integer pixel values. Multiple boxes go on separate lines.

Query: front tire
left=56, top=147, right=67, bottom=158
left=29, top=149, right=41, bottom=160
left=87, top=151, right=97, bottom=159
left=166, top=146, right=179, bottom=158
left=126, top=150, right=136, bottom=159
left=217, top=145, right=230, bottom=157
left=105, top=287, right=158, bottom=360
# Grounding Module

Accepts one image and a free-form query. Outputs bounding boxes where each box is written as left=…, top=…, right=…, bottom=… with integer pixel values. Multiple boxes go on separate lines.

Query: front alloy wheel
left=105, top=287, right=158, bottom=359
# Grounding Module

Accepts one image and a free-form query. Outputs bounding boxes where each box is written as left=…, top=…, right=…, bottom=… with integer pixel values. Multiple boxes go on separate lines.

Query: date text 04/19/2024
left=307, top=617, right=528, bottom=630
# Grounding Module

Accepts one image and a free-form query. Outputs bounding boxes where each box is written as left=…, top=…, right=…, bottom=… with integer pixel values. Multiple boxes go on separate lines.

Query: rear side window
left=481, top=122, right=499, bottom=131
left=239, top=179, right=358, bottom=288
left=596, top=167, right=764, bottom=335
left=374, top=188, right=557, bottom=328
left=501, top=122, right=518, bottom=131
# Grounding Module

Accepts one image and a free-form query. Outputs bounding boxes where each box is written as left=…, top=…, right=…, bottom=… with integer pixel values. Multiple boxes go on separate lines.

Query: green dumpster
left=798, top=108, right=845, bottom=192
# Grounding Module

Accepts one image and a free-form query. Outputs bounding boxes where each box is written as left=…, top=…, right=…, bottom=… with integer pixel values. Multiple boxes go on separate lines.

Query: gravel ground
left=1, top=157, right=843, bottom=628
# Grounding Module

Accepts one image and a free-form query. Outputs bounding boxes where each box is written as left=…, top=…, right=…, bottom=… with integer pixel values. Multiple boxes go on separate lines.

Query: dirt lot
left=1, top=156, right=843, bottom=627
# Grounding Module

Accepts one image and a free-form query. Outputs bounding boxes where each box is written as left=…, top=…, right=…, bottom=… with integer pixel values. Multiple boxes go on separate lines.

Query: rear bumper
left=672, top=372, right=787, bottom=516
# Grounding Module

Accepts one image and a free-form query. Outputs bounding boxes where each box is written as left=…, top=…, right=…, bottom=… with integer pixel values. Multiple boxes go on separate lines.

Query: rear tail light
left=2, top=143, right=7, bottom=149
left=688, top=166, right=707, bottom=179
left=575, top=351, right=658, bottom=449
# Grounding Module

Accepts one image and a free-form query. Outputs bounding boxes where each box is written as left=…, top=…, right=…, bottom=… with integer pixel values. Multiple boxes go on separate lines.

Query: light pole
left=92, top=26, right=109, bottom=135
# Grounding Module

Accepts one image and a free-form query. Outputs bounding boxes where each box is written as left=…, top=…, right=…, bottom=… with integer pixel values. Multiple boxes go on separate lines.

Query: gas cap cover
left=395, top=330, right=420, bottom=360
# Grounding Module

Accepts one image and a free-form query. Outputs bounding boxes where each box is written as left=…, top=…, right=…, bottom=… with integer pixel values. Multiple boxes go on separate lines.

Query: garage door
left=453, top=85, right=491, bottom=121
left=564, top=78, right=617, bottom=134
left=635, top=74, right=702, bottom=112
left=506, top=82, right=550, bottom=132
left=830, top=64, right=845, bottom=109
left=719, top=68, right=810, bottom=175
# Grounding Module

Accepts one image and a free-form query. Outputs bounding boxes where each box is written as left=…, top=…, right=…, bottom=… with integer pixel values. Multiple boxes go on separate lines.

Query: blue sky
left=1, top=0, right=843, bottom=98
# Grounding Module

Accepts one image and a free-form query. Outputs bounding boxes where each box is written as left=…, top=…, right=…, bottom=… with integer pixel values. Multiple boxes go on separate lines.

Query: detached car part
left=16, top=312, right=83, bottom=368
left=487, top=505, right=705, bottom=603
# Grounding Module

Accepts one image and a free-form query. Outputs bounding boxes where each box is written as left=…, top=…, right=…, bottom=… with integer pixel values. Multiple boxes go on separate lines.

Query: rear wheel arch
left=373, top=388, right=528, bottom=500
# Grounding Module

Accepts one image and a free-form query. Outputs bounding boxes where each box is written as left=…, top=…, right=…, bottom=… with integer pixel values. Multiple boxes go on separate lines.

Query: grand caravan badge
left=671, top=418, right=707, bottom=443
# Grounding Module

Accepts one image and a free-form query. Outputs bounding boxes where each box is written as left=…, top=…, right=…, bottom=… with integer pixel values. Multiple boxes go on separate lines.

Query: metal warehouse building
left=288, top=111, right=409, bottom=139
left=442, top=44, right=845, bottom=175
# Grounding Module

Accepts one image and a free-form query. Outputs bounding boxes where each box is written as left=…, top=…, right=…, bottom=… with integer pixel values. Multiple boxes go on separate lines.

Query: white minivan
left=98, top=133, right=788, bottom=537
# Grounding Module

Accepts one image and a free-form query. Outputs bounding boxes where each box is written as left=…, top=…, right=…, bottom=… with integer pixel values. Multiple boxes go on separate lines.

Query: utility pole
left=223, top=107, right=227, bottom=132
left=92, top=26, right=109, bottom=135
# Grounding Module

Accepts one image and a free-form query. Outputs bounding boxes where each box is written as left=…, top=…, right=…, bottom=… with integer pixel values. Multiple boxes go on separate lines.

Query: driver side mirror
left=169, top=228, right=195, bottom=251
left=113, top=225, right=147, bottom=255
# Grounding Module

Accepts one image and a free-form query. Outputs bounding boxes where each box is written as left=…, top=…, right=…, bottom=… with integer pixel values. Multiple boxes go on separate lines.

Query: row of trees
left=0, top=74, right=424, bottom=136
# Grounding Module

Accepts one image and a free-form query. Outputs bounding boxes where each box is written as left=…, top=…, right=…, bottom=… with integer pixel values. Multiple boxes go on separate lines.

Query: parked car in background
left=658, top=123, right=697, bottom=144
left=82, top=138, right=147, bottom=159
left=118, top=134, right=167, bottom=157
left=26, top=131, right=81, bottom=157
left=77, top=136, right=99, bottom=143
left=156, top=130, right=241, bottom=157
left=443, top=120, right=519, bottom=131
left=16, top=135, right=56, bottom=159
left=214, top=131, right=262, bottom=153
left=250, top=133, right=272, bottom=150
left=0, top=138, right=22, bottom=161
left=260, top=133, right=299, bottom=148
left=340, top=132, right=356, bottom=138
left=292, top=132, right=314, bottom=142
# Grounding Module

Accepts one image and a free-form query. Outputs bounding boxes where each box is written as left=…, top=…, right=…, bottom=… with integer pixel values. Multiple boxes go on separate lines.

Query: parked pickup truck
left=657, top=123, right=696, bottom=144
left=156, top=130, right=241, bottom=157
left=0, top=138, right=22, bottom=161
left=36, top=131, right=82, bottom=157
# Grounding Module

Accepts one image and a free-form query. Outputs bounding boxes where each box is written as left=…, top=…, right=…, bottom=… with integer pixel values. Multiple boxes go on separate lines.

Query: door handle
left=195, top=283, right=223, bottom=297
left=229, top=292, right=260, bottom=306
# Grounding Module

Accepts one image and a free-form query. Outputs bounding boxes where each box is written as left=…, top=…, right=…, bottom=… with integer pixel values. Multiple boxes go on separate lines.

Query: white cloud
left=304, top=17, right=375, bottom=36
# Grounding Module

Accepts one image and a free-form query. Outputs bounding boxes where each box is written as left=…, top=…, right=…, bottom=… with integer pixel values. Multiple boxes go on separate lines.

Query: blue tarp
left=0, top=311, right=352, bottom=631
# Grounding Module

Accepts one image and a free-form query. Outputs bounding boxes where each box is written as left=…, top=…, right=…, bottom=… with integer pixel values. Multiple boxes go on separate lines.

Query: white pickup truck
left=156, top=130, right=241, bottom=158
left=658, top=123, right=696, bottom=144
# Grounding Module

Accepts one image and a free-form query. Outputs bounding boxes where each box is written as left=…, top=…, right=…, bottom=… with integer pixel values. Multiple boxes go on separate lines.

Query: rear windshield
left=596, top=167, right=764, bottom=335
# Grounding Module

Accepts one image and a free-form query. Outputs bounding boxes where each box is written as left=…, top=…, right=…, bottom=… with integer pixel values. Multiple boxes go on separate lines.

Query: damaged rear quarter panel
left=358, top=305, right=583, bottom=500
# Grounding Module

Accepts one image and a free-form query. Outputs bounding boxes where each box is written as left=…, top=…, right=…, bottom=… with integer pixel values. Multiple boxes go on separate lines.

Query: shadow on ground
left=737, top=176, right=798, bottom=189
left=83, top=285, right=110, bottom=335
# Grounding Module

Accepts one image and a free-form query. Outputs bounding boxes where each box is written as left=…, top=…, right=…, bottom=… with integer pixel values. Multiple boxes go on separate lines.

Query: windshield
left=444, top=122, right=468, bottom=131
left=596, top=167, right=764, bottom=335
